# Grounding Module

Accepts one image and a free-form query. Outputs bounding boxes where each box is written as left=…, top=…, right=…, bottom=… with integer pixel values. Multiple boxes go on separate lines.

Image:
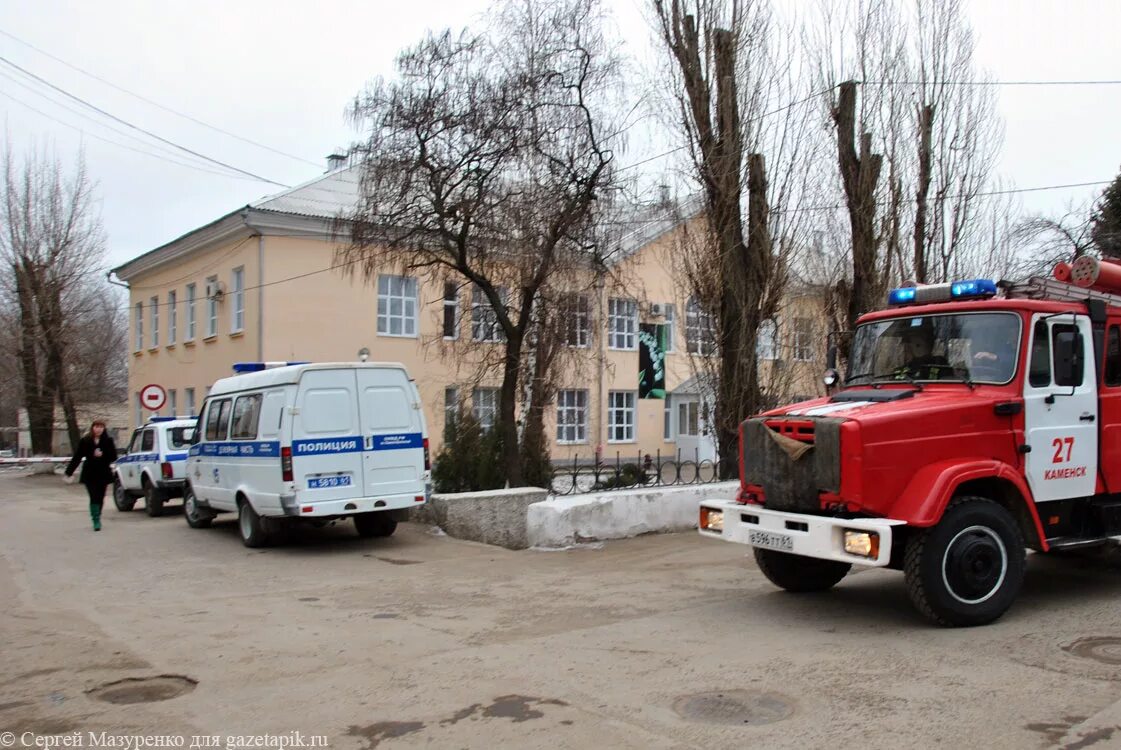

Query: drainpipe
left=257, top=234, right=265, bottom=361
left=594, top=269, right=606, bottom=464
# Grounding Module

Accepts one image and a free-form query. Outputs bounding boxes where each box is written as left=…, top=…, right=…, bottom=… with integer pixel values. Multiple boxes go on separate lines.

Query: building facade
left=112, top=163, right=827, bottom=465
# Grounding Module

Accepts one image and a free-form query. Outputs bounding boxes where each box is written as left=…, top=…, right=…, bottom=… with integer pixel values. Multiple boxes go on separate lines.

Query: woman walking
left=65, top=420, right=118, bottom=531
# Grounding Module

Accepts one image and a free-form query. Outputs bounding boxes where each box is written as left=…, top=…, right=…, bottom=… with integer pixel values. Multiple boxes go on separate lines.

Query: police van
left=184, top=361, right=431, bottom=547
left=113, top=416, right=196, bottom=516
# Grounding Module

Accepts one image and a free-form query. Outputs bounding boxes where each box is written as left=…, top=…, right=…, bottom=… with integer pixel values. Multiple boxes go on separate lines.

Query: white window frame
left=149, top=295, right=159, bottom=348
left=231, top=266, right=245, bottom=333
left=608, top=298, right=638, bottom=350
left=678, top=401, right=700, bottom=437
left=686, top=296, right=717, bottom=356
left=472, top=286, right=507, bottom=343
left=185, top=283, right=196, bottom=341
left=562, top=294, right=590, bottom=348
left=205, top=275, right=218, bottom=338
left=444, top=386, right=459, bottom=434
left=134, top=392, right=143, bottom=428
left=556, top=389, right=588, bottom=444
left=757, top=318, right=777, bottom=360
left=167, top=290, right=177, bottom=345
left=377, top=274, right=418, bottom=338
left=663, top=396, right=673, bottom=441
left=134, top=302, right=143, bottom=352
left=473, top=387, right=499, bottom=431
left=185, top=388, right=196, bottom=417
left=168, top=389, right=177, bottom=416
left=793, top=317, right=814, bottom=362
left=607, top=391, right=636, bottom=443
left=663, top=303, right=676, bottom=353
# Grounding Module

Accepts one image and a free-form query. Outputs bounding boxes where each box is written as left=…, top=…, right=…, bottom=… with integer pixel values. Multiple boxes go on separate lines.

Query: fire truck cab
left=699, top=275, right=1121, bottom=626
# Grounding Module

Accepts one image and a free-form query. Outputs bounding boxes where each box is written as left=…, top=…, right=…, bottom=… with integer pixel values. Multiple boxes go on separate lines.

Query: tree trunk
left=833, top=81, right=884, bottom=330
left=42, top=287, right=81, bottom=450
left=498, top=332, right=524, bottom=487
left=14, top=268, right=53, bottom=455
left=912, top=103, right=935, bottom=284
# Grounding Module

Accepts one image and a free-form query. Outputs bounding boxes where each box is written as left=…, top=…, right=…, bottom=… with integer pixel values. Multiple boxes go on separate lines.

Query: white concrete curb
left=527, top=481, right=739, bottom=548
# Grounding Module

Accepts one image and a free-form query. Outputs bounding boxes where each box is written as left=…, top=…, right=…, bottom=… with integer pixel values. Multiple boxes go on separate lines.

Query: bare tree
left=0, top=143, right=105, bottom=453
left=339, top=0, right=622, bottom=485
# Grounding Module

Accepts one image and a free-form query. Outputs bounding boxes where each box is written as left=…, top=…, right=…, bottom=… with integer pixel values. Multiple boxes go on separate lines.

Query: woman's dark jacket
left=66, top=434, right=119, bottom=486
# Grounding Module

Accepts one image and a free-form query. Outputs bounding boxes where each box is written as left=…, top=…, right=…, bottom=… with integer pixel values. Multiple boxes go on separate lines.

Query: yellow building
left=112, top=161, right=826, bottom=465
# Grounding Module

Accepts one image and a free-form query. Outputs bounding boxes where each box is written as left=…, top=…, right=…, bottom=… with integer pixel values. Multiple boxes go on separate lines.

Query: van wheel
left=113, top=480, right=136, bottom=512
left=754, top=548, right=851, bottom=592
left=904, top=496, right=1026, bottom=627
left=354, top=513, right=398, bottom=538
left=144, top=480, right=165, bottom=517
left=238, top=500, right=271, bottom=548
left=183, top=486, right=213, bottom=529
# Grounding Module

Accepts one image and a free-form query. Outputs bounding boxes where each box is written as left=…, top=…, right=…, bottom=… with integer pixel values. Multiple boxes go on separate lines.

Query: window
left=686, top=297, right=716, bottom=355
left=473, top=387, right=498, bottom=431
left=664, top=396, right=672, bottom=440
left=678, top=401, right=700, bottom=437
left=377, top=274, right=418, bottom=337
left=204, top=399, right=232, bottom=441
left=1028, top=320, right=1051, bottom=388
left=231, top=393, right=262, bottom=439
left=134, top=392, right=143, bottom=427
left=150, top=296, right=159, bottom=347
left=757, top=319, right=777, bottom=360
left=185, top=388, right=196, bottom=416
left=443, top=282, right=459, bottom=339
left=444, top=386, right=459, bottom=438
left=793, top=317, right=814, bottom=361
left=134, top=303, right=143, bottom=352
left=127, top=430, right=142, bottom=454
left=1053, top=324, right=1084, bottom=388
left=556, top=389, right=588, bottom=443
left=205, top=276, right=218, bottom=337
left=167, top=290, right=177, bottom=345
left=472, top=286, right=507, bottom=343
left=608, top=391, right=636, bottom=442
left=168, top=427, right=192, bottom=450
left=231, top=267, right=245, bottom=333
left=608, top=298, right=637, bottom=350
left=140, top=429, right=155, bottom=452
left=185, top=283, right=197, bottom=340
left=663, top=303, right=676, bottom=353
left=562, top=294, right=590, bottom=348
left=1107, top=326, right=1121, bottom=387
left=168, top=389, right=177, bottom=416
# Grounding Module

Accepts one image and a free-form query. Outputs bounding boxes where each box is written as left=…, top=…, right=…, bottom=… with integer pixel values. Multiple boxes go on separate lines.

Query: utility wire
left=0, top=55, right=290, bottom=188
left=863, top=79, right=1121, bottom=86
left=0, top=28, right=323, bottom=168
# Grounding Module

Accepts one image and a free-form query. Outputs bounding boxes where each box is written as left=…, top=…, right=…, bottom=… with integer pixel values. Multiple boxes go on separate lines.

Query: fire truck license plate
left=749, top=530, right=793, bottom=552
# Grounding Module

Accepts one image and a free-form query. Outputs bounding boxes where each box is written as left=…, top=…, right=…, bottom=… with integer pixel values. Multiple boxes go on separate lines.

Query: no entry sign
left=140, top=383, right=167, bottom=412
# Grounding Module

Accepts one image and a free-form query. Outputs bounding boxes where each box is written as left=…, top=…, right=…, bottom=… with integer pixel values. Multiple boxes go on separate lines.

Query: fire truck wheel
left=904, top=496, right=1026, bottom=627
left=753, top=548, right=852, bottom=592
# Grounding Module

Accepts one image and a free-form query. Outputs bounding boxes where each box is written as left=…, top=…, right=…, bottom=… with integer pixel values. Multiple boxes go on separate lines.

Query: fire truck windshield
left=847, top=311, right=1021, bottom=385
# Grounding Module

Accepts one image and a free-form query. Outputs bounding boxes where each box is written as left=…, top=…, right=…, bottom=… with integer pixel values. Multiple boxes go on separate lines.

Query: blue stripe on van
left=167, top=452, right=189, bottom=462
left=189, top=441, right=280, bottom=457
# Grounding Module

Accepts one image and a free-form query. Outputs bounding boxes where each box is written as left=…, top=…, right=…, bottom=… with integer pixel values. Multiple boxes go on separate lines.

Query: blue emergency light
left=887, top=279, right=997, bottom=306
left=232, top=361, right=311, bottom=374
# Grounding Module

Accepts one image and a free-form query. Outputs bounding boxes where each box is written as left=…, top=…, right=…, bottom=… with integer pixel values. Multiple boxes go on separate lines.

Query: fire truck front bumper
left=698, top=500, right=906, bottom=567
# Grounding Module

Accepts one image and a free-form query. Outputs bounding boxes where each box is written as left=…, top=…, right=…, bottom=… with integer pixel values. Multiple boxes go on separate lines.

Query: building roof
left=249, top=164, right=361, bottom=219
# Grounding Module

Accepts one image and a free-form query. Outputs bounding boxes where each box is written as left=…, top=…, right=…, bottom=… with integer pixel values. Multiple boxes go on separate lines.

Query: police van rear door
left=356, top=366, right=425, bottom=499
left=291, top=368, right=364, bottom=502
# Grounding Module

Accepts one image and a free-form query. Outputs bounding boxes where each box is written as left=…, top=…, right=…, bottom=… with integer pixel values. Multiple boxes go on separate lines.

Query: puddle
left=673, top=690, right=794, bottom=726
left=87, top=675, right=197, bottom=704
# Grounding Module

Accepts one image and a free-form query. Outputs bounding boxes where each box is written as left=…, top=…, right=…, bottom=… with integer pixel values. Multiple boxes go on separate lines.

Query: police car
left=113, top=416, right=197, bottom=517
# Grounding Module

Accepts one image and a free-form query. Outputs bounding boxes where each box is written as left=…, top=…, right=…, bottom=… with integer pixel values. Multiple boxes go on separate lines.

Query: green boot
left=90, top=503, right=101, bottom=531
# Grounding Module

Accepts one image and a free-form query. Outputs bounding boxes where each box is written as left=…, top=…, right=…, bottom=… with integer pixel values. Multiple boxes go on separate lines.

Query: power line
left=0, top=55, right=291, bottom=188
left=863, top=79, right=1121, bottom=87
left=0, top=89, right=271, bottom=182
left=0, top=28, right=323, bottom=169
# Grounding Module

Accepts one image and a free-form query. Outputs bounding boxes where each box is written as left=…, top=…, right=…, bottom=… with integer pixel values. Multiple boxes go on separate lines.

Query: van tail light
left=160, top=462, right=173, bottom=479
left=281, top=446, right=293, bottom=482
left=422, top=438, right=431, bottom=471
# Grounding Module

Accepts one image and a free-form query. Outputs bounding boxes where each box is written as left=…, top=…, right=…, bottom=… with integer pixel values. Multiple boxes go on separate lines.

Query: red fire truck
left=698, top=273, right=1121, bottom=626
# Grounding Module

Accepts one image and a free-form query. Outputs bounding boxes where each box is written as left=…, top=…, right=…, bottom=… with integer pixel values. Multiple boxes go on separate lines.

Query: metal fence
left=549, top=450, right=726, bottom=496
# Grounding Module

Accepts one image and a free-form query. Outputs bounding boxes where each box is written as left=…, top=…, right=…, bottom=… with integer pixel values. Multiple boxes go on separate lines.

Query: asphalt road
left=2, top=473, right=1121, bottom=749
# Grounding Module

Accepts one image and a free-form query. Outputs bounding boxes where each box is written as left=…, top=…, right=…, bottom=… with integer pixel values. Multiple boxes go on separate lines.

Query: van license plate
left=308, top=475, right=352, bottom=489
left=749, top=530, right=793, bottom=552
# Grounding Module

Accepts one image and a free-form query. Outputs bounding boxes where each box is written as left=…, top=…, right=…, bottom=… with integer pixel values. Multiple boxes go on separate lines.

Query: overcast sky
left=2, top=0, right=1119, bottom=271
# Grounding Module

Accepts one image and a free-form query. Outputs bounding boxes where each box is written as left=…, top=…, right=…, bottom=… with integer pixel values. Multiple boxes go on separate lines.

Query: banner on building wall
left=638, top=323, right=667, bottom=399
